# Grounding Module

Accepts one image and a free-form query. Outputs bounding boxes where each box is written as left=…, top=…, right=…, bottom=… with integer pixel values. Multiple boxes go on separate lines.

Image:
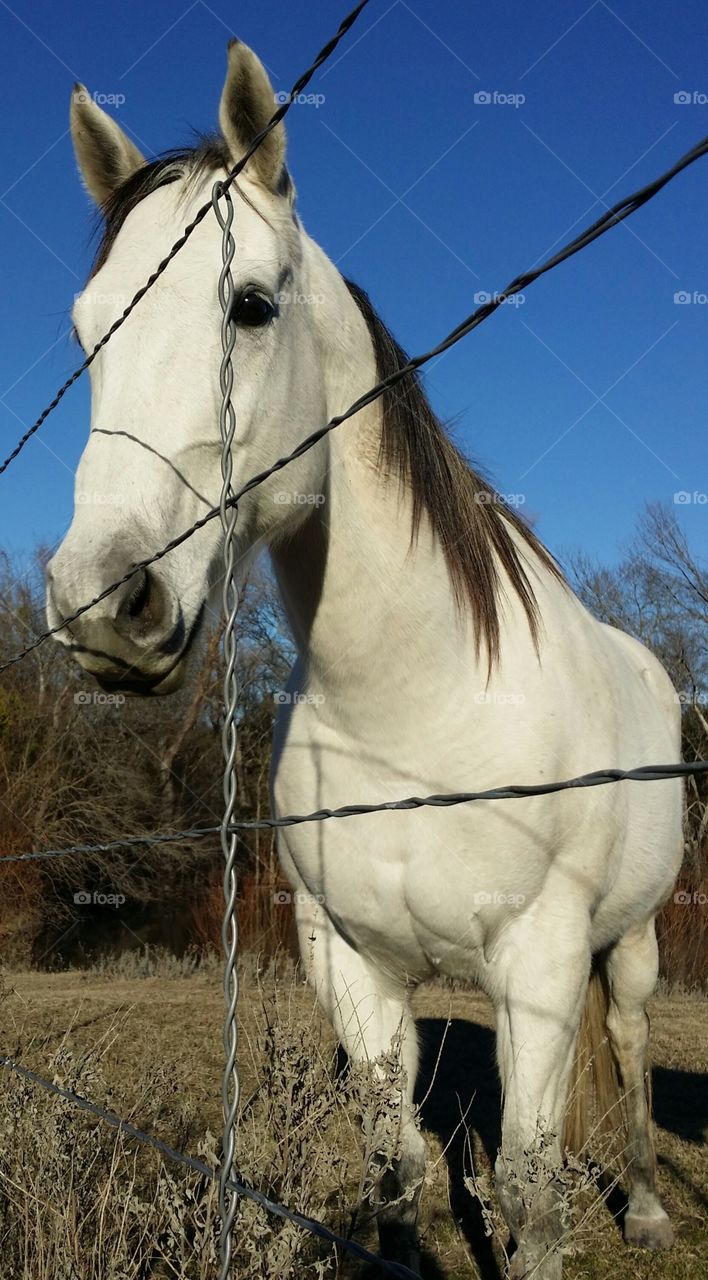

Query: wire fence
left=1, top=760, right=707, bottom=867
left=1, top=0, right=707, bottom=1276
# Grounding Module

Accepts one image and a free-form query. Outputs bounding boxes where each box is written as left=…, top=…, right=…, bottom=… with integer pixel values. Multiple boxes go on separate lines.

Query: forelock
left=89, top=135, right=296, bottom=280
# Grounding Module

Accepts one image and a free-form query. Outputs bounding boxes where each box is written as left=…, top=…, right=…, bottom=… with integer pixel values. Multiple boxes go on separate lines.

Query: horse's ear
left=70, top=85, right=145, bottom=205
left=218, top=41, right=287, bottom=194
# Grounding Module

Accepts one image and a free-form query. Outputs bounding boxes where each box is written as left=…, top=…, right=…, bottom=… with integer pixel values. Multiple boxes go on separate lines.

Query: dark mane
left=345, top=280, right=564, bottom=667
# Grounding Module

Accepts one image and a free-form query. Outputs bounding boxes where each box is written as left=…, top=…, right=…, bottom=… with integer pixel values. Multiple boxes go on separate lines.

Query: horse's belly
left=274, top=771, right=589, bottom=990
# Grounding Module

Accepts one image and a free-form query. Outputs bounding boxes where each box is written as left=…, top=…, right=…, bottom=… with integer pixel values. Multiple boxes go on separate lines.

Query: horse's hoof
left=624, top=1211, right=674, bottom=1250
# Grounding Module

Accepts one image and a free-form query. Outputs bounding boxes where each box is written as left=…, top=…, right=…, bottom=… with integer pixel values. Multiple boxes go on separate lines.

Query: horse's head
left=47, top=43, right=342, bottom=694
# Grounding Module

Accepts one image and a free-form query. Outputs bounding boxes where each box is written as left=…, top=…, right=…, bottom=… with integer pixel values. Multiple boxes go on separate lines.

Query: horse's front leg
left=493, top=902, right=591, bottom=1280
left=294, top=899, right=427, bottom=1271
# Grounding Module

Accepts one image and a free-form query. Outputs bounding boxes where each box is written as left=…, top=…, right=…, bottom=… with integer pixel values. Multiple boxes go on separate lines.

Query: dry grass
left=0, top=959, right=705, bottom=1278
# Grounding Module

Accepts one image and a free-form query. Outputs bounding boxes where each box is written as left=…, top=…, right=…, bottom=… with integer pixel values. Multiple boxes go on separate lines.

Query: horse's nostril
left=125, top=568, right=151, bottom=620
left=118, top=567, right=166, bottom=634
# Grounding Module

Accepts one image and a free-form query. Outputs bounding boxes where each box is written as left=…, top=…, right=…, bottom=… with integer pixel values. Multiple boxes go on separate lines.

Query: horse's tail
left=563, top=959, right=628, bottom=1161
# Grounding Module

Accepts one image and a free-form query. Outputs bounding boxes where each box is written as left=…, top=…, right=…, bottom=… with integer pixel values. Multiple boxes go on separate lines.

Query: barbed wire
left=0, top=1053, right=421, bottom=1280
left=3, top=129, right=708, bottom=677
left=0, top=0, right=371, bottom=480
left=2, top=761, right=704, bottom=866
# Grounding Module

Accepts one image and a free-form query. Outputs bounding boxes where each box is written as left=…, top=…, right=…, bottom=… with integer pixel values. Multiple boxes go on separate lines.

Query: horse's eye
left=235, top=292, right=274, bottom=327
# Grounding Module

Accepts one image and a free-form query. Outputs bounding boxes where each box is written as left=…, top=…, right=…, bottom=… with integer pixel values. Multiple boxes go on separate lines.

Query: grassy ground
left=0, top=957, right=705, bottom=1278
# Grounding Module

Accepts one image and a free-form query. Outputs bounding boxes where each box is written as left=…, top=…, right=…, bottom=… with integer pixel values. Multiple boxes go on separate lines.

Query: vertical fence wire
left=212, top=178, right=240, bottom=1280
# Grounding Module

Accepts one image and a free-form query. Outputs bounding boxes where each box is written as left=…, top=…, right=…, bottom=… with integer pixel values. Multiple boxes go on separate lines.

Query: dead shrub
left=0, top=966, right=409, bottom=1279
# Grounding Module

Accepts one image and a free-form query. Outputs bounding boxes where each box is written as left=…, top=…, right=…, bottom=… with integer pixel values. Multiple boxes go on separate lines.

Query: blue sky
left=0, top=0, right=707, bottom=573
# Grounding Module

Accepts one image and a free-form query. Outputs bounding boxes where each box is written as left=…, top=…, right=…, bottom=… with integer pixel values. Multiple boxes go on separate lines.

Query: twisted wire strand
left=212, top=179, right=241, bottom=1279
left=0, top=1054, right=421, bottom=1280
left=4, top=131, right=708, bottom=676
left=2, top=761, right=705, bottom=865
left=0, top=0, right=372, bottom=478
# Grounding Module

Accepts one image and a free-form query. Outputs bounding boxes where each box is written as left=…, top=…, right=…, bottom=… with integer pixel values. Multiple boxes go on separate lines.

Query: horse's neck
left=270, top=241, right=547, bottom=713
left=268, top=240, right=452, bottom=696
left=272, top=424, right=460, bottom=683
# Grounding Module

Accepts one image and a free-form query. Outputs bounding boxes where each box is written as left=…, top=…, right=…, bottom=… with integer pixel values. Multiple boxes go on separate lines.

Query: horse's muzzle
left=46, top=560, right=204, bottom=695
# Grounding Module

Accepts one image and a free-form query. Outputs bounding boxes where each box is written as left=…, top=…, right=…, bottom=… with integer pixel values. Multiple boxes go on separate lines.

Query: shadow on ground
left=653, top=1064, right=708, bottom=1147
left=653, top=1063, right=708, bottom=1214
left=415, top=1017, right=502, bottom=1280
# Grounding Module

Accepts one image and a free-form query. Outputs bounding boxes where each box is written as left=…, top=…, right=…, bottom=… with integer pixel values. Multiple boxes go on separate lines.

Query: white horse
left=47, top=42, right=683, bottom=1279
